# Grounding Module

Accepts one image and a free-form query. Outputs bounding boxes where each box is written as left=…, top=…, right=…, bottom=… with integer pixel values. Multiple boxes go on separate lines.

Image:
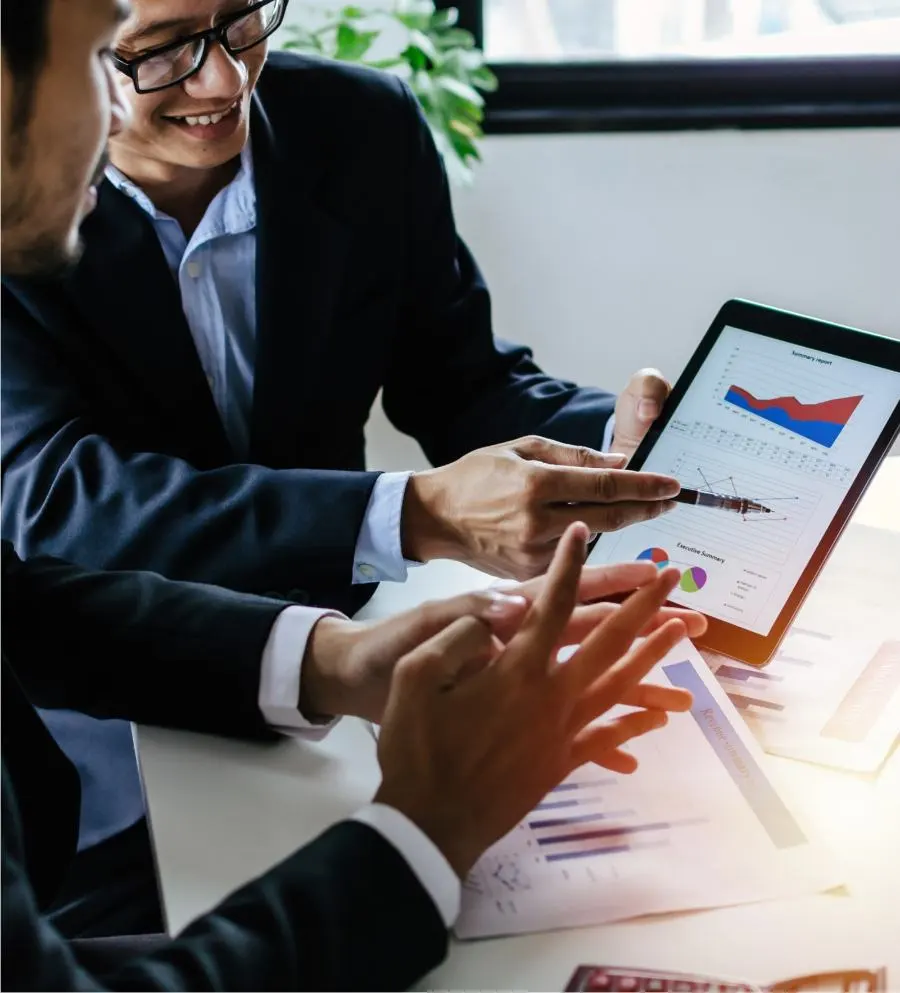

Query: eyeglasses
left=110, top=0, right=287, bottom=94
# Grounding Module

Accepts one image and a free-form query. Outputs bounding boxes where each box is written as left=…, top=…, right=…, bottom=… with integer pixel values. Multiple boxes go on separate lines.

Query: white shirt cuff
left=352, top=803, right=461, bottom=928
left=258, top=606, right=347, bottom=738
left=602, top=413, right=616, bottom=453
left=352, top=471, right=421, bottom=584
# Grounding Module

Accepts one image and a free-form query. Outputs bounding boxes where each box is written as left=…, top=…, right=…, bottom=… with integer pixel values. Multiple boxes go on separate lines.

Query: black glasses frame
left=110, top=0, right=287, bottom=94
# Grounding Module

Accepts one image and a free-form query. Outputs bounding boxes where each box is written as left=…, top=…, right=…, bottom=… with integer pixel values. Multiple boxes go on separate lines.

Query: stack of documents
left=708, top=630, right=900, bottom=773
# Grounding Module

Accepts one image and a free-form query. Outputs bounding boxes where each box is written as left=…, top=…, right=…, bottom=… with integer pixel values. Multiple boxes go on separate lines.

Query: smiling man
left=1, top=0, right=682, bottom=915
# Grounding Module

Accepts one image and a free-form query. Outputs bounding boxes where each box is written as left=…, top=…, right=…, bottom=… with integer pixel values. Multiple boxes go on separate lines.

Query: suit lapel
left=67, top=185, right=231, bottom=459
left=249, top=91, right=350, bottom=467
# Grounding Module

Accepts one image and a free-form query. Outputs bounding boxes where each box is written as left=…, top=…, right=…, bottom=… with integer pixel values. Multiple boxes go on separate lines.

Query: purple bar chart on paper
left=717, top=665, right=784, bottom=684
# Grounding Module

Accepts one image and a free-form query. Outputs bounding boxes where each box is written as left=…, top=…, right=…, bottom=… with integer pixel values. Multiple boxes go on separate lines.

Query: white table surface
left=137, top=458, right=900, bottom=991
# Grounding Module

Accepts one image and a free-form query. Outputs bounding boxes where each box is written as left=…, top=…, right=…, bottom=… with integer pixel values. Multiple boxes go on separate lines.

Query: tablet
left=586, top=299, right=900, bottom=665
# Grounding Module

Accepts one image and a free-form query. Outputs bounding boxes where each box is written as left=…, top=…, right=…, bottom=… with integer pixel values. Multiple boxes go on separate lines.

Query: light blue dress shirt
left=105, top=148, right=413, bottom=585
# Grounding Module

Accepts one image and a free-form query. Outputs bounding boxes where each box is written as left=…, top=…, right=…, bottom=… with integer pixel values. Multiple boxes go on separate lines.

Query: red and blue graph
left=724, top=385, right=862, bottom=448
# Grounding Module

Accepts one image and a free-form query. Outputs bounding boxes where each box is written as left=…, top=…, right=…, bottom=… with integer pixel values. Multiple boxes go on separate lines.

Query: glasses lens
left=136, top=39, right=203, bottom=92
left=226, top=0, right=284, bottom=51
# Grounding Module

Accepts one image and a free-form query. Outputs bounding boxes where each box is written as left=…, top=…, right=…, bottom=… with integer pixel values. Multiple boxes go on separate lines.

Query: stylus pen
left=674, top=488, right=772, bottom=514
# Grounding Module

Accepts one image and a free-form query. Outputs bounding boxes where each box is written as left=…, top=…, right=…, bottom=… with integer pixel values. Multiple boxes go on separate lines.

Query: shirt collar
left=104, top=141, right=256, bottom=229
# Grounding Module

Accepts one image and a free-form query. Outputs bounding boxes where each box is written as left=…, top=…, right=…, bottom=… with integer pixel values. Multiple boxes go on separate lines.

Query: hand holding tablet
left=589, top=299, right=900, bottom=665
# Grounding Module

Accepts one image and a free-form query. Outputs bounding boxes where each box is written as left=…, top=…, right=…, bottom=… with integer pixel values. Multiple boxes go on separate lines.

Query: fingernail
left=606, top=452, right=628, bottom=465
left=484, top=592, right=528, bottom=617
left=638, top=399, right=660, bottom=420
left=658, top=480, right=681, bottom=497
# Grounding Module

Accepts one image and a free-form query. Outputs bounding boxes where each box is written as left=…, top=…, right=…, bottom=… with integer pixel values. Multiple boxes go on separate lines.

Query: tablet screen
left=588, top=325, right=900, bottom=637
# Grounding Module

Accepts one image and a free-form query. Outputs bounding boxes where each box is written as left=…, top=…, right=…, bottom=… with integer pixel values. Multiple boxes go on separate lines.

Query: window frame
left=440, top=0, right=900, bottom=133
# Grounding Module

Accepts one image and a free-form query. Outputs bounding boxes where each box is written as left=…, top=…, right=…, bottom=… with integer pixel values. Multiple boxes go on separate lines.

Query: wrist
left=298, top=616, right=358, bottom=720
left=372, top=786, right=479, bottom=881
left=400, top=468, right=458, bottom=564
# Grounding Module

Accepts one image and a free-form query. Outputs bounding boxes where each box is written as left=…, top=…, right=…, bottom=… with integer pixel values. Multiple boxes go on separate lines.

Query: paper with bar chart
left=455, top=641, right=840, bottom=939
left=706, top=627, right=900, bottom=773
left=587, top=326, right=900, bottom=635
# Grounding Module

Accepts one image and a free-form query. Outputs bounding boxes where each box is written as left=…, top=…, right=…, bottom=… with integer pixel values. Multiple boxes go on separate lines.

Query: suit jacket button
left=286, top=588, right=310, bottom=605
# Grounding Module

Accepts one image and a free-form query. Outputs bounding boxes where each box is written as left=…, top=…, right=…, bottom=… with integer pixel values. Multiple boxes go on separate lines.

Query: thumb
left=622, top=368, right=671, bottom=424
left=513, top=436, right=627, bottom=470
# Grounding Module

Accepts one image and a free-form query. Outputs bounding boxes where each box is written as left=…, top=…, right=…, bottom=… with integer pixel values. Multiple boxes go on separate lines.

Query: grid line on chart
left=648, top=451, right=821, bottom=570
left=667, top=419, right=853, bottom=485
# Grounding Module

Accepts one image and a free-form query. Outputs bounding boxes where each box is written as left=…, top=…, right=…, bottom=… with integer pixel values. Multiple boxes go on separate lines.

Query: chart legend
left=723, top=385, right=862, bottom=448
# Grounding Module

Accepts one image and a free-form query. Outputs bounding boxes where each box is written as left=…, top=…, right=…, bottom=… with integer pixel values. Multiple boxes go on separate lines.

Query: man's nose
left=106, top=61, right=132, bottom=137
left=183, top=43, right=248, bottom=102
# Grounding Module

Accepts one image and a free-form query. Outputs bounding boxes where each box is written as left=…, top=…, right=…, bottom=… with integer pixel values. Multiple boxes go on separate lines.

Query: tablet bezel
left=594, top=298, right=900, bottom=666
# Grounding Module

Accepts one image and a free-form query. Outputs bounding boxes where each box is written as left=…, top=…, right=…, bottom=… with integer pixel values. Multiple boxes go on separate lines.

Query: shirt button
left=358, top=563, right=377, bottom=580
left=186, top=261, right=201, bottom=278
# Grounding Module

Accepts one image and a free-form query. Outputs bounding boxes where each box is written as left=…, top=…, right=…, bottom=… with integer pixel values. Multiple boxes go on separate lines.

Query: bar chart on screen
left=455, top=642, right=840, bottom=939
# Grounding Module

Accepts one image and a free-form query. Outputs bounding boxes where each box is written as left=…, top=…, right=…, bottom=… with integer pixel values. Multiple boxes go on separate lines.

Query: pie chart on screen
left=636, top=547, right=670, bottom=568
left=679, top=567, right=708, bottom=593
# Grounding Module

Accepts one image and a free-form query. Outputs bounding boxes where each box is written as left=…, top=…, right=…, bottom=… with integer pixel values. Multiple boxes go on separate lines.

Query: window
left=484, top=0, right=900, bottom=62
left=440, top=0, right=900, bottom=131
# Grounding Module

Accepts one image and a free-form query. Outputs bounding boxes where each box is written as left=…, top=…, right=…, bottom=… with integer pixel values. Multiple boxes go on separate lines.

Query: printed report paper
left=455, top=640, right=842, bottom=939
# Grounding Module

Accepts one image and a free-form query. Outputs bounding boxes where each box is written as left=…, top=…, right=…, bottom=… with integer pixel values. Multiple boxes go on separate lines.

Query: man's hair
left=1, top=0, right=52, bottom=138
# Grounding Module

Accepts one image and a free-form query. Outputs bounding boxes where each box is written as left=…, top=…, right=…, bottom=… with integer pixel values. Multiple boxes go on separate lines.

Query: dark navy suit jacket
left=1, top=53, right=615, bottom=846
left=1, top=544, right=447, bottom=991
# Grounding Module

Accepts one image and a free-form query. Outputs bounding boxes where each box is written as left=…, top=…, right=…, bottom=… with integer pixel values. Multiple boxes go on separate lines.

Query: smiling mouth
left=163, top=100, right=240, bottom=127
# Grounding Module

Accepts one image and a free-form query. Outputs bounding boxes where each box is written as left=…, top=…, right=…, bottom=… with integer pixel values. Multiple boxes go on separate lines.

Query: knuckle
left=516, top=434, right=545, bottom=458
left=520, top=509, right=549, bottom=547
left=571, top=444, right=593, bottom=468
left=594, top=471, right=617, bottom=502
left=520, top=467, right=548, bottom=504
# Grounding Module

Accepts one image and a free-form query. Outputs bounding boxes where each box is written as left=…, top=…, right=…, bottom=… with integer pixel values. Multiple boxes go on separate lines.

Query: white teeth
left=176, top=103, right=234, bottom=127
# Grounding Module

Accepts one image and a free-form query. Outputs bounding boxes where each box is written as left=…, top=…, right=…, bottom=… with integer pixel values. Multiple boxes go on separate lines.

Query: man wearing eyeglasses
left=1, top=0, right=681, bottom=939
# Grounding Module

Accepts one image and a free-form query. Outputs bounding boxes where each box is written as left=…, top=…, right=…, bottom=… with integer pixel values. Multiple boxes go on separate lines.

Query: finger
left=635, top=606, right=707, bottom=639
left=510, top=561, right=659, bottom=605
left=570, top=569, right=682, bottom=685
left=573, top=618, right=688, bottom=726
left=566, top=602, right=706, bottom=642
left=512, top=435, right=628, bottom=470
left=539, top=466, right=680, bottom=506
left=550, top=497, right=678, bottom=534
left=394, top=615, right=495, bottom=692
left=499, top=522, right=588, bottom=675
left=592, top=748, right=639, bottom=775
left=568, top=710, right=669, bottom=771
left=423, top=590, right=532, bottom=644
left=618, top=683, right=692, bottom=712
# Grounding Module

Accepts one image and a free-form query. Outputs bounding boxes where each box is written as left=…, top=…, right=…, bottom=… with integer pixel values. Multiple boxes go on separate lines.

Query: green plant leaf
left=435, top=75, right=484, bottom=108
left=340, top=4, right=366, bottom=17
left=408, top=28, right=440, bottom=63
left=430, top=7, right=458, bottom=28
left=470, top=65, right=499, bottom=91
left=400, top=43, right=429, bottom=72
left=394, top=11, right=433, bottom=31
left=335, top=22, right=379, bottom=61
left=366, top=57, right=405, bottom=70
left=433, top=27, right=476, bottom=50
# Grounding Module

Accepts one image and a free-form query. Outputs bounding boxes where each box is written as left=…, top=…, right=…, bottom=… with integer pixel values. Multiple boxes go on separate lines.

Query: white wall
left=366, top=127, right=900, bottom=469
